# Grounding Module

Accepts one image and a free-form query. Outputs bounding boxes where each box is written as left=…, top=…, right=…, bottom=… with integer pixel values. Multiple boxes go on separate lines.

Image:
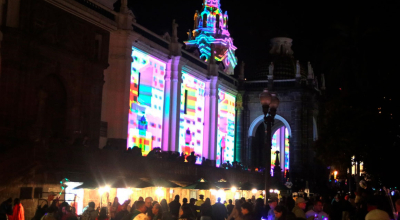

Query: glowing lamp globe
left=259, top=89, right=272, bottom=114
left=270, top=93, right=280, bottom=110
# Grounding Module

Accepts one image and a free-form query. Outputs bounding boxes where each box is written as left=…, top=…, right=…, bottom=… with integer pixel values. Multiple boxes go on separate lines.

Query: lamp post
left=259, top=89, right=280, bottom=202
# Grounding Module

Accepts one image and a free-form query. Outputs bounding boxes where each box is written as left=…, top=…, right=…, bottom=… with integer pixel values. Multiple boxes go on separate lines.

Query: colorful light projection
left=217, top=89, right=236, bottom=167
left=179, top=73, right=206, bottom=163
left=127, top=48, right=166, bottom=156
left=184, top=0, right=237, bottom=75
left=271, top=127, right=290, bottom=176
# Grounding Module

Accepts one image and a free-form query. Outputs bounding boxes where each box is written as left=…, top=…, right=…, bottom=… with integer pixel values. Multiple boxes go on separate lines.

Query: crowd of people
left=2, top=191, right=400, bottom=220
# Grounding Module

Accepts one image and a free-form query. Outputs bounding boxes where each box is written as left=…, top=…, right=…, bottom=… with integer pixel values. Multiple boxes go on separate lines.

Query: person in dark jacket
left=226, top=200, right=234, bottom=216
left=179, top=206, right=195, bottom=220
left=241, top=203, right=254, bottom=220
left=200, top=199, right=212, bottom=220
left=212, top=198, right=227, bottom=220
left=169, top=196, right=181, bottom=220
left=0, top=198, right=13, bottom=220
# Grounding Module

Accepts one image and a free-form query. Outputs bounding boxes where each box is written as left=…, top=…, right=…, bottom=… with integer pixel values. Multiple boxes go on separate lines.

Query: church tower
left=184, top=0, right=237, bottom=75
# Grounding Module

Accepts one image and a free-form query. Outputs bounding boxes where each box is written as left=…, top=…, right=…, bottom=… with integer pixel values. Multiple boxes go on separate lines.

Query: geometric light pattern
left=127, top=48, right=166, bottom=156
left=271, top=127, right=290, bottom=176
left=184, top=0, right=237, bottom=75
left=179, top=73, right=206, bottom=163
left=217, top=89, right=236, bottom=167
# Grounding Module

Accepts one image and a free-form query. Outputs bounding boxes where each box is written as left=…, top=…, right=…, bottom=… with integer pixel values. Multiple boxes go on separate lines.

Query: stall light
left=98, top=185, right=110, bottom=195
left=155, top=187, right=164, bottom=197
left=269, top=189, right=273, bottom=193
left=274, top=190, right=279, bottom=194
left=231, top=187, right=237, bottom=193
left=210, top=189, right=216, bottom=195
left=334, top=171, right=338, bottom=179
left=251, top=189, right=257, bottom=194
left=170, top=189, right=174, bottom=194
left=262, top=190, right=265, bottom=195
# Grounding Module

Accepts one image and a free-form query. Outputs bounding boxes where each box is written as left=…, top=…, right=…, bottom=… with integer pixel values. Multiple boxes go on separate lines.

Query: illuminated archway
left=248, top=115, right=291, bottom=176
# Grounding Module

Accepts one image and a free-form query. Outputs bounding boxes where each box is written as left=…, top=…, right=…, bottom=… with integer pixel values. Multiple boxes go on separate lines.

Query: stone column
left=162, top=56, right=182, bottom=152
left=202, top=80, right=211, bottom=159
left=162, top=19, right=182, bottom=152
left=99, top=4, right=138, bottom=149
left=209, top=76, right=218, bottom=164
left=235, top=93, right=243, bottom=163
left=6, top=0, right=20, bottom=28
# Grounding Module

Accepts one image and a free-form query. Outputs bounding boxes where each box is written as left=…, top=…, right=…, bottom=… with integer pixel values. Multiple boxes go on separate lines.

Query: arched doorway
left=248, top=115, right=291, bottom=176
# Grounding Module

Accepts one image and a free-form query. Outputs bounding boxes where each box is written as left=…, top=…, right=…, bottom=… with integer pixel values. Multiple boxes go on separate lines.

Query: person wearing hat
left=292, top=198, right=306, bottom=219
left=267, top=197, right=279, bottom=220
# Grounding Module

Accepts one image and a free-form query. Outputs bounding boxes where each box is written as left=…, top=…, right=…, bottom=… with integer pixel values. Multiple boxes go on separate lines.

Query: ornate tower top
left=184, top=0, right=237, bottom=75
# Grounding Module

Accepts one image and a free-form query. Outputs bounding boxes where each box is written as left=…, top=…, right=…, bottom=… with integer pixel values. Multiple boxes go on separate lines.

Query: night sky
left=121, top=0, right=398, bottom=183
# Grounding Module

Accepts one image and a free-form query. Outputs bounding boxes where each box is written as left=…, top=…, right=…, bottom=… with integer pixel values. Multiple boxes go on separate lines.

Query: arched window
left=271, top=127, right=289, bottom=176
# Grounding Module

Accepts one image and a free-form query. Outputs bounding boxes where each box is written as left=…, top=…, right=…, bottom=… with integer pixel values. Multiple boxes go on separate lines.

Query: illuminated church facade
left=0, top=0, right=323, bottom=193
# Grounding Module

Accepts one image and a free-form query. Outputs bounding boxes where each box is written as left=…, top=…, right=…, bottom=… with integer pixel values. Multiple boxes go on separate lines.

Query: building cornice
left=44, top=0, right=118, bottom=32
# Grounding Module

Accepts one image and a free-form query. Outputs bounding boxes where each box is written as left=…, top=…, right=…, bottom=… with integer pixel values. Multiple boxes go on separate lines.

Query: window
left=20, top=187, right=33, bottom=200
left=34, top=187, right=43, bottom=199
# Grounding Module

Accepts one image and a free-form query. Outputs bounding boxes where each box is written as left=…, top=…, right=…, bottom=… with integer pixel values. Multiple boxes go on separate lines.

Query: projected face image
left=179, top=73, right=205, bottom=163
left=127, top=48, right=166, bottom=156
left=217, top=90, right=236, bottom=166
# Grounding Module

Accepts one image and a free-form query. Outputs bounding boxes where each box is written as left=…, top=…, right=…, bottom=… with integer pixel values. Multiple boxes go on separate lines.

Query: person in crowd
left=11, top=198, right=24, bottom=220
left=240, top=198, right=246, bottom=205
left=145, top=198, right=154, bottom=219
left=330, top=195, right=342, bottom=220
left=181, top=199, right=189, bottom=210
left=152, top=204, right=162, bottom=220
left=200, top=199, right=212, bottom=220
left=81, top=202, right=99, bottom=220
left=152, top=202, right=159, bottom=207
left=241, top=203, right=254, bottom=220
left=227, top=200, right=242, bottom=220
left=365, top=209, right=390, bottom=220
left=41, top=206, right=58, bottom=220
left=169, top=195, right=181, bottom=220
left=65, top=206, right=78, bottom=220
left=395, top=199, right=400, bottom=220
left=58, top=202, right=69, bottom=220
left=0, top=198, right=13, bottom=220
left=267, top=197, right=279, bottom=220
left=179, top=206, right=195, bottom=220
left=273, top=205, right=288, bottom=220
left=305, top=201, right=329, bottom=220
left=188, top=199, right=197, bottom=218
left=212, top=198, right=227, bottom=220
left=114, top=203, right=130, bottom=220
left=131, top=201, right=148, bottom=220
left=254, top=198, right=266, bottom=220
left=160, top=200, right=169, bottom=214
left=292, top=198, right=306, bottom=220
left=195, top=196, right=204, bottom=214
left=187, top=152, right=196, bottom=164
left=111, top=197, right=120, bottom=219
left=286, top=197, right=295, bottom=214
left=226, top=200, right=234, bottom=216
left=96, top=207, right=109, bottom=220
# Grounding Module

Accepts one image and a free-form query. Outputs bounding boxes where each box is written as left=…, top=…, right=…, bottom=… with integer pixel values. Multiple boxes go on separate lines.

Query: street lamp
left=259, top=89, right=280, bottom=202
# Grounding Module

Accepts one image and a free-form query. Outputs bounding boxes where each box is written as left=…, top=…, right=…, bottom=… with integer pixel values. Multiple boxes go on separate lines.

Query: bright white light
left=274, top=190, right=279, bottom=193
left=262, top=190, right=265, bottom=195
left=170, top=189, right=174, bottom=194
left=98, top=185, right=110, bottom=195
left=251, top=189, right=257, bottom=194
left=231, top=187, right=237, bottom=192
left=269, top=189, right=273, bottom=193
left=155, top=187, right=164, bottom=196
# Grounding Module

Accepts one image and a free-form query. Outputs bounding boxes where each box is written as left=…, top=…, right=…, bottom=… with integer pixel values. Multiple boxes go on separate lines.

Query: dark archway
left=251, top=123, right=266, bottom=169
